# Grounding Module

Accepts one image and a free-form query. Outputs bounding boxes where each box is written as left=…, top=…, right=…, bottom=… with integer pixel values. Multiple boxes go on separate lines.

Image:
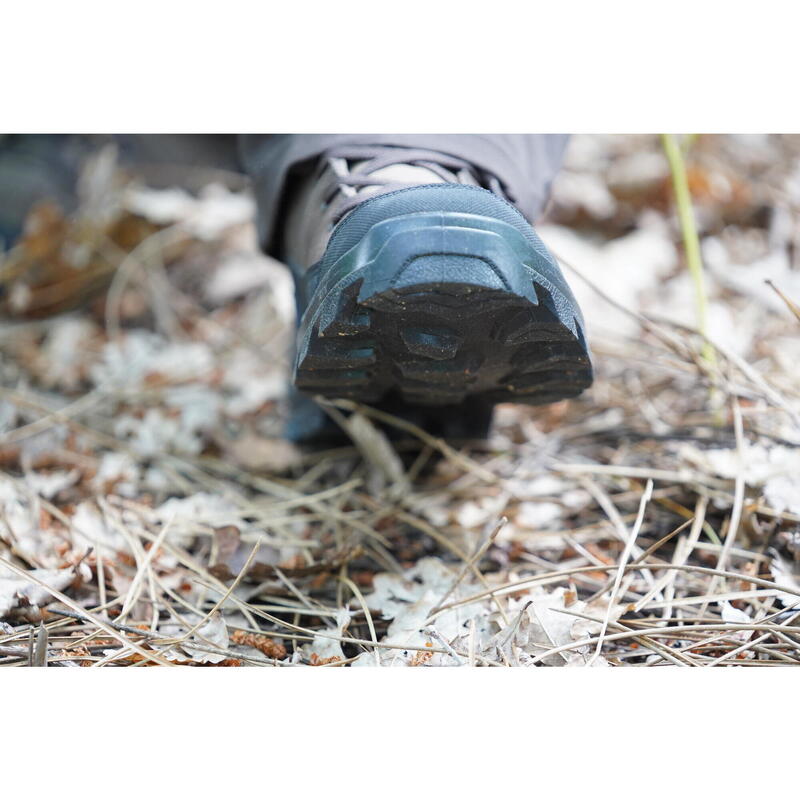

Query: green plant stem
left=661, top=133, right=715, bottom=367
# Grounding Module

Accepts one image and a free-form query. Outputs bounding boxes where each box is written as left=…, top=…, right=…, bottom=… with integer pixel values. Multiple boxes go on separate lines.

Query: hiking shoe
left=281, top=145, right=592, bottom=438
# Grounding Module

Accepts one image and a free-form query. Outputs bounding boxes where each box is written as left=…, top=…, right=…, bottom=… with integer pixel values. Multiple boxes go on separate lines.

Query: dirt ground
left=2, top=134, right=800, bottom=667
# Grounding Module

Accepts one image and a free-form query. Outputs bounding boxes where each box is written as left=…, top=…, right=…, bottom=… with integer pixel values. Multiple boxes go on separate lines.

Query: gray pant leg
left=239, top=134, right=569, bottom=257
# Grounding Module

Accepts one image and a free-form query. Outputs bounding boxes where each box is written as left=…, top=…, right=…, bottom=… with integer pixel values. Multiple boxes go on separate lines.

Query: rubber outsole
left=293, top=190, right=592, bottom=409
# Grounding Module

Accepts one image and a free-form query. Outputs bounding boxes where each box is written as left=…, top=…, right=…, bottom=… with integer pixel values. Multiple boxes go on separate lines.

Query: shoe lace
left=321, top=144, right=511, bottom=223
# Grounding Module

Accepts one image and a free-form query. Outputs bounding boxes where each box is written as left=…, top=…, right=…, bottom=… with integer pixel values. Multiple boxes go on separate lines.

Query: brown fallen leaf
left=221, top=431, right=302, bottom=472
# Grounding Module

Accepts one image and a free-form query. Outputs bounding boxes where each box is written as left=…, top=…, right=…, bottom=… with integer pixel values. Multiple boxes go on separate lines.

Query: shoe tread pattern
left=295, top=258, right=592, bottom=407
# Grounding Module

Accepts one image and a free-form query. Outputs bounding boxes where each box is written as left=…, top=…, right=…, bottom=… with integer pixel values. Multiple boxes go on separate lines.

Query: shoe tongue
left=354, top=161, right=448, bottom=189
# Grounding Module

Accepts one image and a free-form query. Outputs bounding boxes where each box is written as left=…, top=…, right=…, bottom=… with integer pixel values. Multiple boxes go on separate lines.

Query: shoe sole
left=293, top=193, right=592, bottom=408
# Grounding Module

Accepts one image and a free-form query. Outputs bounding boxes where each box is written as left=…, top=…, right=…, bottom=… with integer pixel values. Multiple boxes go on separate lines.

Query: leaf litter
left=1, top=134, right=800, bottom=666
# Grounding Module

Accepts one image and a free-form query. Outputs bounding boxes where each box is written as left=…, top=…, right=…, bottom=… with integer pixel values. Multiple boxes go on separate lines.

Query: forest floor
left=2, top=134, right=800, bottom=667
